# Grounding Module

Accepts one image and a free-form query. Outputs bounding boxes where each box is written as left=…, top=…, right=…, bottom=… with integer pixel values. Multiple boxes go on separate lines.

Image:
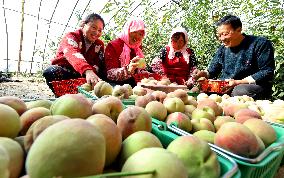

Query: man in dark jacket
left=195, top=14, right=275, bottom=99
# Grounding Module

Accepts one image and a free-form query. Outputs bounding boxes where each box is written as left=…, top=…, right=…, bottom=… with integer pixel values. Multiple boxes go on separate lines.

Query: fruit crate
left=198, top=79, right=229, bottom=94
left=151, top=118, right=241, bottom=178
left=51, top=78, right=86, bottom=97
left=122, top=98, right=135, bottom=106
left=265, top=120, right=284, bottom=166
left=77, top=86, right=98, bottom=100
left=167, top=121, right=284, bottom=178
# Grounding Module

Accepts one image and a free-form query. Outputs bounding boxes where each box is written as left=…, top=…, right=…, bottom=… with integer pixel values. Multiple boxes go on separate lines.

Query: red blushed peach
left=166, top=112, right=192, bottom=132
left=151, top=90, right=167, bottom=103
left=117, top=106, right=152, bottom=140
left=214, top=122, right=261, bottom=157
left=234, top=108, right=262, bottom=124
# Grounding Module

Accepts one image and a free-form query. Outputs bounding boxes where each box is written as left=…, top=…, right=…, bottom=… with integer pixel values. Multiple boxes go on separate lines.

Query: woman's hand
left=127, top=56, right=141, bottom=74
left=192, top=69, right=209, bottom=80
left=85, top=70, right=101, bottom=86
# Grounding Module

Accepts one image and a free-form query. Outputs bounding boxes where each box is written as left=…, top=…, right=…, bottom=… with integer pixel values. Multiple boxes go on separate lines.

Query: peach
left=191, top=118, right=215, bottom=132
left=93, top=81, right=113, bottom=97
left=213, top=116, right=235, bottom=131
left=193, top=130, right=216, bottom=144
left=132, top=86, right=147, bottom=96
left=151, top=90, right=167, bottom=103
left=0, top=104, right=21, bottom=138
left=87, top=114, right=122, bottom=167
left=25, top=99, right=53, bottom=110
left=0, top=137, right=24, bottom=178
left=122, top=148, right=188, bottom=178
left=145, top=101, right=167, bottom=121
left=167, top=136, right=220, bottom=178
left=20, top=107, right=51, bottom=135
left=234, top=108, right=262, bottom=124
left=112, top=85, right=129, bottom=99
left=26, top=119, right=106, bottom=178
left=92, top=96, right=124, bottom=123
left=197, top=98, right=220, bottom=116
left=243, top=119, right=276, bottom=147
left=214, top=122, right=261, bottom=157
left=163, top=97, right=185, bottom=114
left=118, top=131, right=162, bottom=167
left=223, top=103, right=248, bottom=117
left=135, top=94, right=156, bottom=108
left=117, top=106, right=152, bottom=140
left=51, top=93, right=93, bottom=119
left=24, top=115, right=69, bottom=152
left=0, top=96, right=27, bottom=115
left=166, top=112, right=192, bottom=132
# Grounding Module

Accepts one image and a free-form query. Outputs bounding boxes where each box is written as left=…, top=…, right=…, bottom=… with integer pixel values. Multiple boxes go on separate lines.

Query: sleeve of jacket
left=104, top=42, right=132, bottom=81
left=61, top=33, right=93, bottom=75
left=251, top=39, right=275, bottom=84
left=207, top=46, right=224, bottom=79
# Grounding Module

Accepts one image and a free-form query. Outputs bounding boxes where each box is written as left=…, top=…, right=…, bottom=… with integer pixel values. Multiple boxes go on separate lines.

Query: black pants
left=42, top=65, right=81, bottom=93
left=231, top=84, right=272, bottom=100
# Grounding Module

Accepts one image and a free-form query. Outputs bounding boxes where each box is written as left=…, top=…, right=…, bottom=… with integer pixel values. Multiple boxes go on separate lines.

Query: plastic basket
left=151, top=118, right=241, bottom=178
left=51, top=78, right=86, bottom=97
left=77, top=86, right=98, bottom=100
left=133, top=73, right=163, bottom=83
left=169, top=121, right=284, bottom=178
left=198, top=79, right=229, bottom=94
left=122, top=98, right=135, bottom=106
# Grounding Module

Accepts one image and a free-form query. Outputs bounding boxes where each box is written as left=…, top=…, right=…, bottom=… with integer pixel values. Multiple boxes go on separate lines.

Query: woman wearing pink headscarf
left=151, top=27, right=198, bottom=87
left=104, top=18, right=146, bottom=86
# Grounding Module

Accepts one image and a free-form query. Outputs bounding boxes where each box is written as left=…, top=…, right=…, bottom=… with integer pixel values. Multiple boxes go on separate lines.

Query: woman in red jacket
left=43, top=13, right=105, bottom=93
left=151, top=27, right=198, bottom=87
left=104, top=18, right=147, bottom=86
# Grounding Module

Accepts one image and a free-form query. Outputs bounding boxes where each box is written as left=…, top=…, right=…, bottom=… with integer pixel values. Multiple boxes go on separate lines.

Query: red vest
left=162, top=46, right=192, bottom=84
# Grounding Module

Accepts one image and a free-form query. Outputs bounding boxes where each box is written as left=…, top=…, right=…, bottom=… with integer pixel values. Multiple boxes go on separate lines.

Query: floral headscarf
left=167, top=27, right=189, bottom=62
left=119, top=18, right=145, bottom=67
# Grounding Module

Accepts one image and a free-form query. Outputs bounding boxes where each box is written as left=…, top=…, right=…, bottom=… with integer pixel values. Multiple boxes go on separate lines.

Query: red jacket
left=104, top=38, right=141, bottom=81
left=51, top=29, right=104, bottom=75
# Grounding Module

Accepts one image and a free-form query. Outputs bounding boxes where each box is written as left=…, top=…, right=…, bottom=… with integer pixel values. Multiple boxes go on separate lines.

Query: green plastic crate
left=265, top=121, right=284, bottom=166
left=187, top=91, right=199, bottom=98
left=77, top=86, right=98, bottom=100
left=151, top=119, right=241, bottom=178
left=122, top=98, right=135, bottom=106
left=227, top=125, right=284, bottom=178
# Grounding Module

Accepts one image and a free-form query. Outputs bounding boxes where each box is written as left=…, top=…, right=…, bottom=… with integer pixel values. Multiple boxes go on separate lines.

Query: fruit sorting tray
left=51, top=78, right=86, bottom=97
left=139, top=83, right=188, bottom=93
left=165, top=121, right=284, bottom=178
left=151, top=118, right=241, bottom=178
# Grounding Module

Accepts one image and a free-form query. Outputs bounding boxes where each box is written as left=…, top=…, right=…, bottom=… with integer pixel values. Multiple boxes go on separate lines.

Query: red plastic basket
left=198, top=79, right=229, bottom=94
left=51, top=78, right=86, bottom=97
left=133, top=73, right=163, bottom=83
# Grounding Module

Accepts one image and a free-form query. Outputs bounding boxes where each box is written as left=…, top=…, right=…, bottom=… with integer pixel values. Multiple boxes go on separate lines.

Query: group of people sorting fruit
left=43, top=13, right=275, bottom=100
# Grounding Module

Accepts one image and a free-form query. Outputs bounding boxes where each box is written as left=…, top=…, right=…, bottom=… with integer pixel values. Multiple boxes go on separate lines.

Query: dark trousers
left=42, top=65, right=81, bottom=93
left=231, top=84, right=272, bottom=100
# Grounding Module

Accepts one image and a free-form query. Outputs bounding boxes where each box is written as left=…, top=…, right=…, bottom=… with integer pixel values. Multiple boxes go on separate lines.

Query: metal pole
left=17, top=0, right=25, bottom=76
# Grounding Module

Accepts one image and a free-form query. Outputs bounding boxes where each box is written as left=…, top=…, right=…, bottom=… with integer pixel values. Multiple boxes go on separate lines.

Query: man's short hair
left=215, top=15, right=242, bottom=30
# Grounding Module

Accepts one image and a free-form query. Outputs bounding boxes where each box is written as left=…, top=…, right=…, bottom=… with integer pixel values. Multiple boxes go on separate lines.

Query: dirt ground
left=0, top=76, right=284, bottom=177
left=0, top=76, right=55, bottom=100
